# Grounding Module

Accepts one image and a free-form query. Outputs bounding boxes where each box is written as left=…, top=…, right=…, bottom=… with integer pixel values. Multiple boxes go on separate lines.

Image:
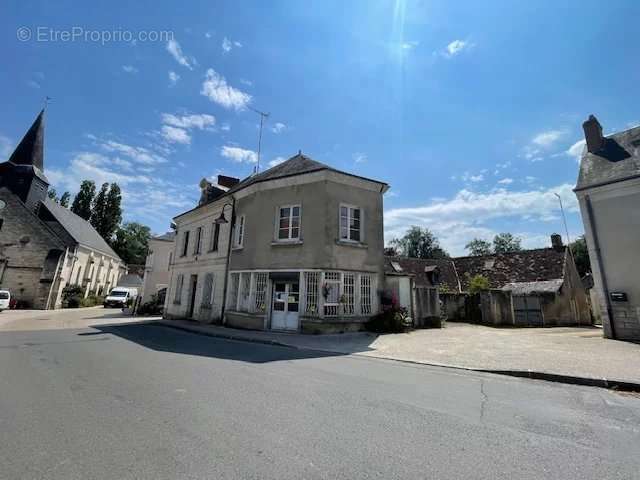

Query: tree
left=389, top=226, right=449, bottom=259
left=383, top=246, right=398, bottom=256
left=104, top=183, right=122, bottom=237
left=465, top=238, right=492, bottom=256
left=468, top=274, right=490, bottom=294
left=90, top=182, right=109, bottom=234
left=71, top=180, right=96, bottom=220
left=59, top=191, right=71, bottom=208
left=111, top=222, right=151, bottom=265
left=492, top=233, right=522, bottom=254
left=47, top=188, right=58, bottom=202
left=570, top=235, right=591, bottom=277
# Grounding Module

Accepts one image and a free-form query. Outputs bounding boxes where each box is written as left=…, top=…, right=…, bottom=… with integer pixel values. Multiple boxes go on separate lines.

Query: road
left=1, top=318, right=639, bottom=479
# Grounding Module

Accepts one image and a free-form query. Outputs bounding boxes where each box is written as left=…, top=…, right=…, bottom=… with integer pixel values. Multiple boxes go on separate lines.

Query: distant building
left=0, top=110, right=125, bottom=308
left=384, top=234, right=590, bottom=327
left=140, top=232, right=175, bottom=304
left=165, top=153, right=388, bottom=333
left=575, top=115, right=640, bottom=341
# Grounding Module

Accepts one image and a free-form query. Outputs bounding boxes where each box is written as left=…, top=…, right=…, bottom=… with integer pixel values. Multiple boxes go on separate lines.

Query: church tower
left=0, top=109, right=49, bottom=212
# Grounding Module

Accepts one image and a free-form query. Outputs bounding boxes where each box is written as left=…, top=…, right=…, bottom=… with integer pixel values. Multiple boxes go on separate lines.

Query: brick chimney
left=550, top=233, right=564, bottom=251
left=217, top=174, right=240, bottom=189
left=582, top=114, right=605, bottom=154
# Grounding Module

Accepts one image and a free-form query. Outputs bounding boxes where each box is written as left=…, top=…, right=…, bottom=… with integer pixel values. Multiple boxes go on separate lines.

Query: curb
left=155, top=320, right=640, bottom=392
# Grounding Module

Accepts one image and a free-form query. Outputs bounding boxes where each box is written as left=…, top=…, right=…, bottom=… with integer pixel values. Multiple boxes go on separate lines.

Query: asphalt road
left=1, top=322, right=639, bottom=480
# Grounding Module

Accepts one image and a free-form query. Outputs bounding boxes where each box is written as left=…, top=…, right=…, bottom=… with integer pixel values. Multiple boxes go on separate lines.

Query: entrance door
left=513, top=295, right=543, bottom=326
left=188, top=274, right=198, bottom=318
left=271, top=281, right=299, bottom=331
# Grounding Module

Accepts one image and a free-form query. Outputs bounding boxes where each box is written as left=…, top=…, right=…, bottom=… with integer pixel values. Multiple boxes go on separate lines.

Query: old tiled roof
left=575, top=124, right=640, bottom=191
left=454, top=248, right=566, bottom=292
left=41, top=198, right=122, bottom=260
left=383, top=256, right=460, bottom=291
left=501, top=279, right=563, bottom=295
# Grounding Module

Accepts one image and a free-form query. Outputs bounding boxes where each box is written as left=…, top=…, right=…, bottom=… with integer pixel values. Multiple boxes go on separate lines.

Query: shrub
left=137, top=295, right=163, bottom=315
left=366, top=306, right=412, bottom=333
left=468, top=274, right=490, bottom=294
left=79, top=294, right=104, bottom=307
left=62, top=285, right=84, bottom=308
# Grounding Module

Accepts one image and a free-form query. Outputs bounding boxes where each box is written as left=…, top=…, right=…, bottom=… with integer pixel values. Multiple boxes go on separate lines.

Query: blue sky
left=2, top=0, right=639, bottom=255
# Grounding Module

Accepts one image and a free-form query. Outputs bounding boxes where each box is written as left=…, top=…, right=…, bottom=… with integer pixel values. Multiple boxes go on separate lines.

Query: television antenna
left=249, top=107, right=269, bottom=174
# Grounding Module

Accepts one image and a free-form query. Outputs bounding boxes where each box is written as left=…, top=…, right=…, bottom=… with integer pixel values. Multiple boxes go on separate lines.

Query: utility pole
left=249, top=107, right=269, bottom=174
left=554, top=192, right=576, bottom=264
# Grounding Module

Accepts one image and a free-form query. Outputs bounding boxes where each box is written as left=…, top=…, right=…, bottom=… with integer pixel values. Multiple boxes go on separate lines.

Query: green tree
left=59, top=191, right=71, bottom=208
left=47, top=188, right=58, bottom=202
left=468, top=274, right=490, bottom=294
left=465, top=238, right=492, bottom=256
left=90, top=182, right=109, bottom=233
left=389, top=226, right=449, bottom=259
left=90, top=183, right=123, bottom=241
left=111, top=222, right=151, bottom=265
left=71, top=180, right=96, bottom=220
left=570, top=235, right=591, bottom=277
left=492, top=233, right=522, bottom=254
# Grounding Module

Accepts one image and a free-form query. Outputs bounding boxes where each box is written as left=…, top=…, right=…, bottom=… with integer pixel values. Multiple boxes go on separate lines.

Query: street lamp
left=217, top=201, right=235, bottom=325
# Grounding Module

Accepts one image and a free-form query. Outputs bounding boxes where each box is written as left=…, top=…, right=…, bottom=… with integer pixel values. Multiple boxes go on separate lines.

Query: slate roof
left=41, top=198, right=122, bottom=260
left=575, top=124, right=640, bottom=191
left=152, top=232, right=175, bottom=242
left=8, top=109, right=45, bottom=170
left=176, top=153, right=388, bottom=218
left=383, top=256, right=460, bottom=291
left=384, top=248, right=567, bottom=293
left=501, top=279, right=563, bottom=295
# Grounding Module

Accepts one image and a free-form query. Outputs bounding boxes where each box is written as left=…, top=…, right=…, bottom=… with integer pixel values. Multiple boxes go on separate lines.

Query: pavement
left=0, top=306, right=139, bottom=331
left=1, top=320, right=639, bottom=479
left=158, top=319, right=640, bottom=389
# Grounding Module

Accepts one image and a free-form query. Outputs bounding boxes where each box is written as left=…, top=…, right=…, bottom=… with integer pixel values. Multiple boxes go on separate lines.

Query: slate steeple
left=8, top=109, right=45, bottom=170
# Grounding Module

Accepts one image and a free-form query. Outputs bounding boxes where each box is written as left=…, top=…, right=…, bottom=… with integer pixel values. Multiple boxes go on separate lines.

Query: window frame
left=181, top=230, right=190, bottom=257
left=233, top=215, right=245, bottom=248
left=210, top=222, right=221, bottom=252
left=193, top=226, right=203, bottom=255
left=275, top=204, right=301, bottom=242
left=339, top=203, right=364, bottom=243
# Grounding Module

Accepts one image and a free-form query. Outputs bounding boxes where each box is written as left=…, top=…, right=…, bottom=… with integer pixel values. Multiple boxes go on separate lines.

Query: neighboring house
left=384, top=234, right=590, bottom=327
left=0, top=110, right=126, bottom=308
left=575, top=115, right=640, bottom=341
left=164, top=153, right=388, bottom=333
left=140, top=232, right=175, bottom=304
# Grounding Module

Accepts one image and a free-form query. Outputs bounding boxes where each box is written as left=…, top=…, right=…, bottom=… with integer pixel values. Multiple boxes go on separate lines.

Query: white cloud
left=98, top=140, right=167, bottom=165
left=204, top=31, right=212, bottom=39
left=460, top=172, right=484, bottom=183
left=122, top=65, right=138, bottom=74
left=384, top=183, right=579, bottom=255
left=524, top=176, right=537, bottom=184
left=221, top=145, right=257, bottom=164
left=220, top=123, right=231, bottom=132
left=268, top=156, right=286, bottom=168
left=161, top=125, right=191, bottom=145
left=497, top=178, right=513, bottom=185
left=222, top=37, right=232, bottom=52
left=0, top=135, right=12, bottom=159
left=161, top=113, right=216, bottom=130
left=353, top=152, right=367, bottom=164
left=532, top=130, right=565, bottom=147
left=443, top=39, right=473, bottom=58
left=271, top=122, right=286, bottom=134
left=201, top=68, right=252, bottom=111
left=166, top=39, right=195, bottom=69
left=566, top=139, right=586, bottom=162
left=168, top=71, right=180, bottom=85
left=240, top=78, right=253, bottom=86
left=401, top=40, right=419, bottom=50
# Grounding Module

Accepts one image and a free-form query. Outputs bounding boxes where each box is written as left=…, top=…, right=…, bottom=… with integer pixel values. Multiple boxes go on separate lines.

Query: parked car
left=103, top=287, right=137, bottom=308
left=0, top=290, right=10, bottom=312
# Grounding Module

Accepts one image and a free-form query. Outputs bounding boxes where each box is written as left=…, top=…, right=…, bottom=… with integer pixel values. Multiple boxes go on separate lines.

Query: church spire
left=8, top=109, right=45, bottom=170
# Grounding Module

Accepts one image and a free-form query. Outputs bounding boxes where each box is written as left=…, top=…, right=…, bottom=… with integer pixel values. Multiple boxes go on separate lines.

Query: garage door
left=513, top=295, right=543, bottom=326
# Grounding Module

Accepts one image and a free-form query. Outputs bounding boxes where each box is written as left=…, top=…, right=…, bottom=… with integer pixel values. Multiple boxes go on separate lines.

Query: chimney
left=550, top=233, right=564, bottom=251
left=582, top=114, right=605, bottom=154
left=217, top=175, right=240, bottom=189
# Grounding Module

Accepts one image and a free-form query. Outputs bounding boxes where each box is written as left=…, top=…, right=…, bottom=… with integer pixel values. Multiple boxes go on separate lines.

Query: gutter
left=584, top=195, right=616, bottom=339
left=219, top=197, right=236, bottom=325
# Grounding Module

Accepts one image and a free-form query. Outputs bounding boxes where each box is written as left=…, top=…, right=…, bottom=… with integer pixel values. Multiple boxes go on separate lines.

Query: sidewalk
left=158, top=319, right=640, bottom=390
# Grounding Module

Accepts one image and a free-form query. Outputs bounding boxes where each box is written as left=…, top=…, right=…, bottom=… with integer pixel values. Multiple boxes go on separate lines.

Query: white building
left=140, top=232, right=175, bottom=304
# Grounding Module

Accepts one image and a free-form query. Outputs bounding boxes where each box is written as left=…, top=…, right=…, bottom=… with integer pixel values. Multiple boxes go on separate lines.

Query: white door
left=271, top=282, right=300, bottom=331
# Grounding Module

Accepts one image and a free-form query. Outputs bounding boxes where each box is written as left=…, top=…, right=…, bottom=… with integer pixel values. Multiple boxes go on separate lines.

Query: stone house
left=384, top=234, right=590, bottom=327
left=575, top=115, right=640, bottom=341
left=140, top=232, right=175, bottom=304
left=164, top=153, right=388, bottom=333
left=0, top=110, right=125, bottom=308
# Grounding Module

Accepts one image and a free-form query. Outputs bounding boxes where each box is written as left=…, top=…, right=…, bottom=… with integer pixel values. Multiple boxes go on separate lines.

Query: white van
left=0, top=290, right=10, bottom=311
left=103, top=287, right=137, bottom=308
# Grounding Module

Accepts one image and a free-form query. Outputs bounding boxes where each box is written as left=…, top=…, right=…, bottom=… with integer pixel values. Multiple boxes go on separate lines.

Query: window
left=323, top=272, right=341, bottom=316
left=228, top=273, right=240, bottom=310
left=181, top=231, right=190, bottom=257
left=174, top=274, right=184, bottom=304
left=234, top=215, right=245, bottom=248
left=277, top=205, right=301, bottom=240
left=210, top=222, right=220, bottom=252
left=360, top=274, right=372, bottom=315
left=339, top=205, right=362, bottom=242
left=193, top=227, right=202, bottom=255
left=254, top=273, right=268, bottom=312
left=201, top=273, right=215, bottom=307
left=239, top=273, right=251, bottom=311
left=343, top=273, right=355, bottom=315
left=304, top=272, right=320, bottom=316
left=168, top=252, right=173, bottom=270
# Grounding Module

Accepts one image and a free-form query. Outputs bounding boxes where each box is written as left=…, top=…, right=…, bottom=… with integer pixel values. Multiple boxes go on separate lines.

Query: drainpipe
left=220, top=197, right=236, bottom=325
left=584, top=195, right=616, bottom=339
